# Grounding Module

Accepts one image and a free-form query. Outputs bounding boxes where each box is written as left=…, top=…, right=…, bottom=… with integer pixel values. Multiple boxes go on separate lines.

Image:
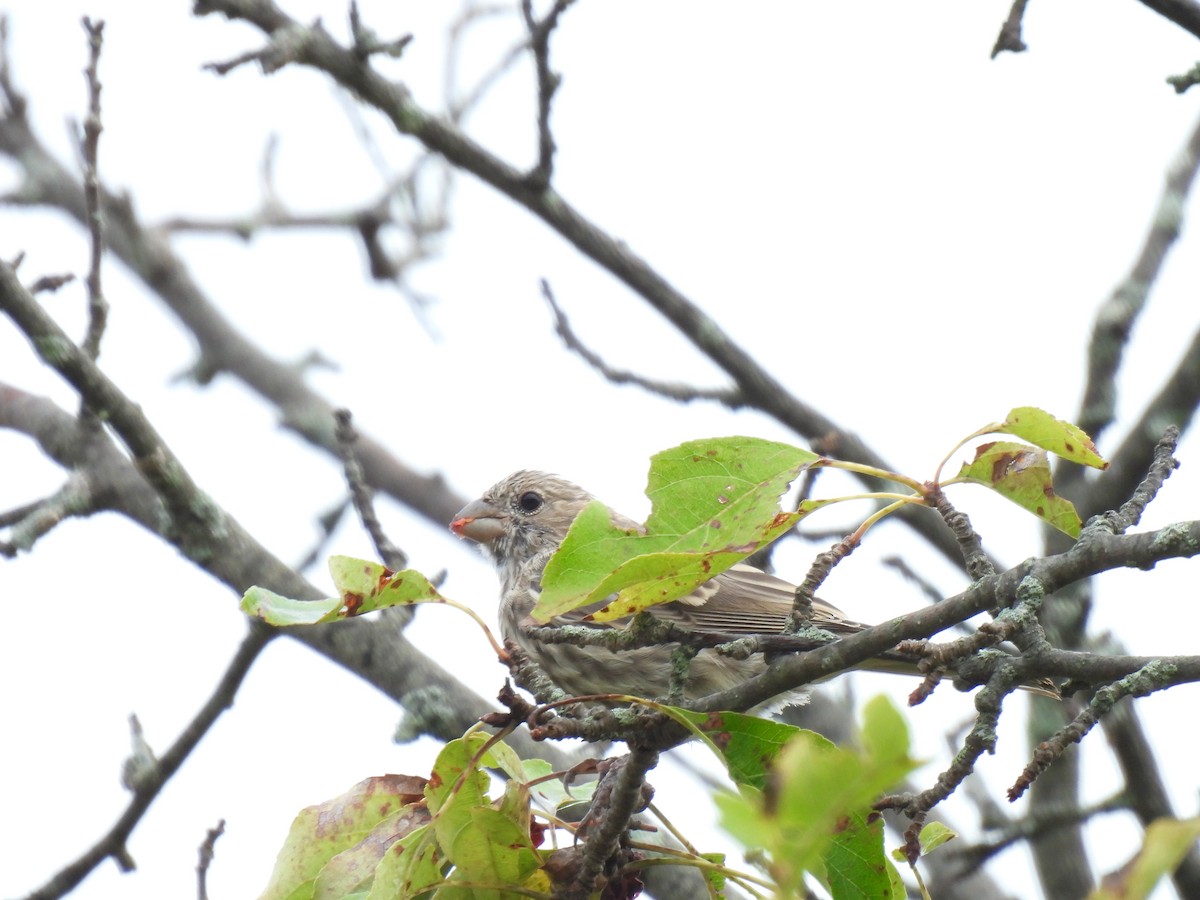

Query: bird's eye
left=517, top=491, right=543, bottom=514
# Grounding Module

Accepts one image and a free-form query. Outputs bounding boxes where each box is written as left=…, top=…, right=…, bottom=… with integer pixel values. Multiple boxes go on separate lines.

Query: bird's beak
left=449, top=498, right=507, bottom=543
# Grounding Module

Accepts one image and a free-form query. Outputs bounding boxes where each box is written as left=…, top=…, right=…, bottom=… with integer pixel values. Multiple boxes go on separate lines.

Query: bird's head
left=450, top=470, right=593, bottom=581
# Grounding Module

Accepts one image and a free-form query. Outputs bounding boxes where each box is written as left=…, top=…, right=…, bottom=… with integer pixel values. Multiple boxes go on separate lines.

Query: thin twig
left=334, top=408, right=408, bottom=572
left=542, top=279, right=744, bottom=405
left=78, top=17, right=107, bottom=362
left=520, top=0, right=574, bottom=188
left=196, top=819, right=225, bottom=900
left=26, top=624, right=273, bottom=900
left=991, top=0, right=1030, bottom=57
left=1009, top=659, right=1179, bottom=800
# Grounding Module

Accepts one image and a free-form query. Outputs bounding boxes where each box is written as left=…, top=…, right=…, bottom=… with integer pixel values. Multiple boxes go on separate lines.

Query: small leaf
left=448, top=806, right=540, bottom=886
left=517, top=758, right=598, bottom=814
left=242, top=557, right=446, bottom=626
left=479, top=738, right=529, bottom=784
left=955, top=441, right=1082, bottom=537
left=327, top=556, right=446, bottom=615
left=997, top=407, right=1108, bottom=469
left=917, top=821, right=957, bottom=855
left=890, top=820, right=957, bottom=862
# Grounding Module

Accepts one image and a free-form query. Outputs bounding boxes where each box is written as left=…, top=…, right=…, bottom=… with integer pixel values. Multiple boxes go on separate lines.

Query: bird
left=450, top=469, right=1057, bottom=708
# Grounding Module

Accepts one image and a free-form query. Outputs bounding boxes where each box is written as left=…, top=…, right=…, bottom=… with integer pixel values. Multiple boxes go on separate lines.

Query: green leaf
left=258, top=775, right=428, bottom=900
left=699, top=853, right=727, bottom=893
left=954, top=441, right=1082, bottom=537
left=327, top=556, right=447, bottom=614
left=426, top=735, right=494, bottom=856
left=893, top=820, right=958, bottom=862
left=717, top=697, right=921, bottom=896
left=763, top=731, right=863, bottom=891
left=448, top=806, right=540, bottom=887
left=859, top=694, right=911, bottom=767
left=242, top=587, right=343, bottom=626
left=916, top=821, right=956, bottom=856
left=242, top=557, right=445, bottom=626
left=534, top=436, right=819, bottom=622
left=365, top=822, right=445, bottom=900
left=478, top=738, right=529, bottom=783
left=822, top=812, right=904, bottom=900
left=714, top=787, right=778, bottom=853
left=1089, top=817, right=1200, bottom=900
left=718, top=729, right=878, bottom=890
left=996, top=407, right=1108, bottom=469
left=665, top=706, right=805, bottom=791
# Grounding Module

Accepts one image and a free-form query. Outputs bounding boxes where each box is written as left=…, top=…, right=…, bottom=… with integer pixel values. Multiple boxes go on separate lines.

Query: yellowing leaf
left=998, top=407, right=1108, bottom=469
left=1090, top=817, right=1200, bottom=900
left=258, top=775, right=429, bottom=900
left=240, top=558, right=446, bottom=626
left=955, top=441, right=1082, bottom=537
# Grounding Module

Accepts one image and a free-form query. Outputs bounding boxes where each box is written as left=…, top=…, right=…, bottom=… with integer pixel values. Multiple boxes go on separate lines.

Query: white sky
left=3, top=1, right=1200, bottom=898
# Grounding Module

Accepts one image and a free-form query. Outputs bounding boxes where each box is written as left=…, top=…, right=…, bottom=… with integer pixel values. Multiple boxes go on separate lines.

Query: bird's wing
left=649, top=563, right=872, bottom=636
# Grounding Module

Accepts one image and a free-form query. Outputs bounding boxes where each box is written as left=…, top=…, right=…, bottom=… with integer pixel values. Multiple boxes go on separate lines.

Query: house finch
left=450, top=470, right=1054, bottom=707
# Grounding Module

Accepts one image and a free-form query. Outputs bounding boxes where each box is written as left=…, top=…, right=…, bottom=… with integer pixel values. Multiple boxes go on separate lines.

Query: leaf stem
left=816, top=458, right=925, bottom=493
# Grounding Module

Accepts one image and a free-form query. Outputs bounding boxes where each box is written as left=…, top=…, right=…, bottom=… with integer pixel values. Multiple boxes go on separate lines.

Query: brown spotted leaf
left=241, top=556, right=445, bottom=626
left=995, top=407, right=1108, bottom=469
left=955, top=441, right=1082, bottom=537
left=258, top=774, right=429, bottom=900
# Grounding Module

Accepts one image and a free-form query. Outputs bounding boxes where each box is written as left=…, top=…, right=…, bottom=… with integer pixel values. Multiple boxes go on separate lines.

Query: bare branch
left=196, top=820, right=225, bottom=900
left=569, top=747, right=658, bottom=899
left=1137, top=0, right=1200, bottom=42
left=542, top=279, right=744, bottom=405
left=520, top=0, right=574, bottom=188
left=78, top=16, right=108, bottom=362
left=191, top=0, right=976, bottom=574
left=25, top=623, right=273, bottom=900
left=335, top=408, right=408, bottom=572
left=0, top=94, right=465, bottom=527
left=1009, top=659, right=1180, bottom=801
left=1074, top=110, right=1200, bottom=451
left=991, top=0, right=1030, bottom=58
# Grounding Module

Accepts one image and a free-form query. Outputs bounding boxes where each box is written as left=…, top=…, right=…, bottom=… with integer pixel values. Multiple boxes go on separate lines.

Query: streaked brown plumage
left=451, top=470, right=1055, bottom=707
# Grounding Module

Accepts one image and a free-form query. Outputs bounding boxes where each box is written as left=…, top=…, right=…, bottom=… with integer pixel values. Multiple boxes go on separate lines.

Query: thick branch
left=699, top=521, right=1200, bottom=713
left=1138, top=0, right=1200, bottom=41
left=1073, top=108, right=1200, bottom=457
